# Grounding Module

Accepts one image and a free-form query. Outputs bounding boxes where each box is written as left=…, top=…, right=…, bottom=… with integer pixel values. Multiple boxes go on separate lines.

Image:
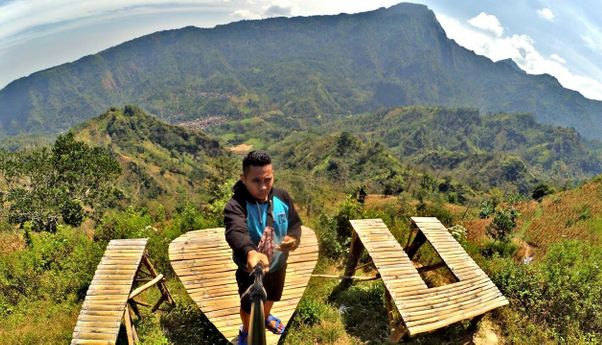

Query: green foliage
left=267, top=130, right=410, bottom=194
left=481, top=239, right=518, bottom=258
left=315, top=197, right=364, bottom=260
left=95, top=207, right=153, bottom=242
left=416, top=199, right=455, bottom=227
left=1, top=133, right=121, bottom=231
left=61, top=199, right=84, bottom=227
left=334, top=282, right=389, bottom=342
left=486, top=207, right=520, bottom=242
left=205, top=178, right=236, bottom=224
left=486, top=240, right=602, bottom=344
left=479, top=200, right=496, bottom=219
left=448, top=224, right=468, bottom=246
left=0, top=226, right=102, bottom=306
left=297, top=297, right=327, bottom=325
left=338, top=106, right=601, bottom=192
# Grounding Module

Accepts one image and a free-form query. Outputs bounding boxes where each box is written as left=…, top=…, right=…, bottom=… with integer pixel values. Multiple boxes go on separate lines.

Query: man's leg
left=240, top=308, right=251, bottom=332
left=241, top=301, right=283, bottom=333
left=263, top=300, right=285, bottom=333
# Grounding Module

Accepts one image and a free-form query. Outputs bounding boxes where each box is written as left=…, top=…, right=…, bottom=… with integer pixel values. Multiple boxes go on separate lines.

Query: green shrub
left=297, top=297, right=327, bottom=325
left=481, top=240, right=518, bottom=258
left=0, top=226, right=102, bottom=305
left=95, top=207, right=153, bottom=242
left=479, top=200, right=496, bottom=218
left=532, top=183, right=553, bottom=201
left=316, top=213, right=347, bottom=260
left=315, top=196, right=365, bottom=260
left=539, top=241, right=602, bottom=342
left=448, top=224, right=468, bottom=246
left=486, top=207, right=519, bottom=242
left=417, top=200, right=454, bottom=227
left=486, top=240, right=602, bottom=343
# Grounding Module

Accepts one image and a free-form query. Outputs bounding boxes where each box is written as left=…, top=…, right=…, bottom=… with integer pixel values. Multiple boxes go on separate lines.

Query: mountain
left=1, top=3, right=602, bottom=140
left=337, top=106, right=602, bottom=191
left=204, top=105, right=602, bottom=193
left=72, top=105, right=233, bottom=200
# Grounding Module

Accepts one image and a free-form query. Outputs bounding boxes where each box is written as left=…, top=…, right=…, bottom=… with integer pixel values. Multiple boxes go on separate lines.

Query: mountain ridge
left=1, top=2, right=601, bottom=139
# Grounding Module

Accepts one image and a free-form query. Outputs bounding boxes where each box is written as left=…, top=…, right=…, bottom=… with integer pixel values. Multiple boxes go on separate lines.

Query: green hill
left=1, top=3, right=601, bottom=140
left=72, top=105, right=234, bottom=201
left=337, top=106, right=602, bottom=192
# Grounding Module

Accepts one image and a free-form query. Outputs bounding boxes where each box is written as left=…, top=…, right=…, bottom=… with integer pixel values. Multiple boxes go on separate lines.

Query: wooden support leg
left=129, top=300, right=142, bottom=319
left=131, top=321, right=139, bottom=343
left=341, top=230, right=363, bottom=287
left=124, top=304, right=136, bottom=345
left=151, top=294, right=166, bottom=312
left=404, top=228, right=416, bottom=250
left=387, top=324, right=408, bottom=344
left=405, top=230, right=426, bottom=260
left=142, top=254, right=176, bottom=307
left=385, top=290, right=395, bottom=329
left=385, top=290, right=408, bottom=344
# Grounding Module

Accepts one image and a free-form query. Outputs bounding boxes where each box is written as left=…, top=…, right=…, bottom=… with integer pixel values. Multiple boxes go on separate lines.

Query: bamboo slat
left=350, top=219, right=508, bottom=336
left=70, top=238, right=147, bottom=345
left=169, top=226, right=319, bottom=344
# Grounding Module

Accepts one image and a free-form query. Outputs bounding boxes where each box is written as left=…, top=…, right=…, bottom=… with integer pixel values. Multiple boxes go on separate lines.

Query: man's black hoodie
left=224, top=180, right=302, bottom=268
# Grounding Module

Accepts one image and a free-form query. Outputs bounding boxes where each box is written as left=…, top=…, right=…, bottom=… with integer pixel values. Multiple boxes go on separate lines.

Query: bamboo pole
left=311, top=273, right=380, bottom=281
left=142, top=254, right=175, bottom=306
left=124, top=304, right=135, bottom=345
left=341, top=230, right=363, bottom=287
left=129, top=274, right=164, bottom=300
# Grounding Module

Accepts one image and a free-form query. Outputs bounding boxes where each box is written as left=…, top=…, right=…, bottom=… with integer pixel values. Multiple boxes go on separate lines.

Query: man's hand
left=277, top=235, right=299, bottom=253
left=246, top=250, right=269, bottom=273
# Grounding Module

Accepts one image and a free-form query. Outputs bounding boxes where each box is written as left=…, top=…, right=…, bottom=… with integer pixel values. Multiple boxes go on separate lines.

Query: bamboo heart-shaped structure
left=169, top=226, right=319, bottom=344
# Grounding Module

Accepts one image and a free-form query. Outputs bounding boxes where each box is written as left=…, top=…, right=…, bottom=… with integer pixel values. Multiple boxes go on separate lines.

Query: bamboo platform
left=348, top=218, right=508, bottom=341
left=71, top=238, right=174, bottom=345
left=169, top=226, right=319, bottom=344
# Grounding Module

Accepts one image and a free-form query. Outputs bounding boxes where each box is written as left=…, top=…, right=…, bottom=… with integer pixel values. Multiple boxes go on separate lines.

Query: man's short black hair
left=243, top=150, right=272, bottom=175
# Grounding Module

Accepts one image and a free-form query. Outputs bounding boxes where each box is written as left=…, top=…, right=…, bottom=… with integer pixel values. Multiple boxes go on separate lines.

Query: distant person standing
left=224, top=150, right=302, bottom=344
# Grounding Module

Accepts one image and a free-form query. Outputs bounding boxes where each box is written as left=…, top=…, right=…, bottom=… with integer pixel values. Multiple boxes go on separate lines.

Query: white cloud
left=537, top=8, right=555, bottom=21
left=0, top=1, right=230, bottom=42
left=265, top=4, right=292, bottom=16
left=550, top=54, right=566, bottom=64
left=437, top=13, right=602, bottom=100
left=582, top=29, right=602, bottom=55
left=467, top=12, right=504, bottom=37
left=231, top=9, right=262, bottom=19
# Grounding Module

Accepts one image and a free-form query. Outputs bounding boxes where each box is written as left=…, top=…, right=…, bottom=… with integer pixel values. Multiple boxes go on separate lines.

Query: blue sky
left=1, top=0, right=601, bottom=100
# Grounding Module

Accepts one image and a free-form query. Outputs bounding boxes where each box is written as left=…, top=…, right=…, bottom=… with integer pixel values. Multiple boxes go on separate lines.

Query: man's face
left=241, top=164, right=274, bottom=201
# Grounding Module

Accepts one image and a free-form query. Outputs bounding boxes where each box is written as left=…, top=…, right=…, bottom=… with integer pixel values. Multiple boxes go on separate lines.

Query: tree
left=532, top=183, right=553, bottom=201
left=486, top=207, right=520, bottom=242
left=1, top=133, right=121, bottom=231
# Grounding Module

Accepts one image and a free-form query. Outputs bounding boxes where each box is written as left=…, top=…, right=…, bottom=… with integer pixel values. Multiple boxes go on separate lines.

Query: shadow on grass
left=329, top=281, right=390, bottom=343
left=329, top=280, right=478, bottom=345
left=160, top=303, right=229, bottom=345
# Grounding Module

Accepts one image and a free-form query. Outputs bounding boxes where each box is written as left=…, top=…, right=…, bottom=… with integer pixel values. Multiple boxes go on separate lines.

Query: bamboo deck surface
left=71, top=238, right=148, bottom=345
left=350, top=218, right=508, bottom=336
left=169, top=226, right=319, bottom=344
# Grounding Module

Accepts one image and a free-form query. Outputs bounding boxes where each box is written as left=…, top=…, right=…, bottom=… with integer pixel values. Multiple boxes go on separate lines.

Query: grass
left=520, top=179, right=602, bottom=253
left=0, top=299, right=79, bottom=344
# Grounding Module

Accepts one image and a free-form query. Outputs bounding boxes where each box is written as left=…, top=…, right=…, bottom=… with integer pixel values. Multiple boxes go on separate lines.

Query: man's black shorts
left=236, top=264, right=287, bottom=314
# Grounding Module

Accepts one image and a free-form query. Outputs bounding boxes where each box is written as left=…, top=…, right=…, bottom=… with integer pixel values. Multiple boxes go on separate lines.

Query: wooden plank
left=169, top=226, right=318, bottom=345
left=350, top=218, right=509, bottom=337
left=71, top=238, right=147, bottom=345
